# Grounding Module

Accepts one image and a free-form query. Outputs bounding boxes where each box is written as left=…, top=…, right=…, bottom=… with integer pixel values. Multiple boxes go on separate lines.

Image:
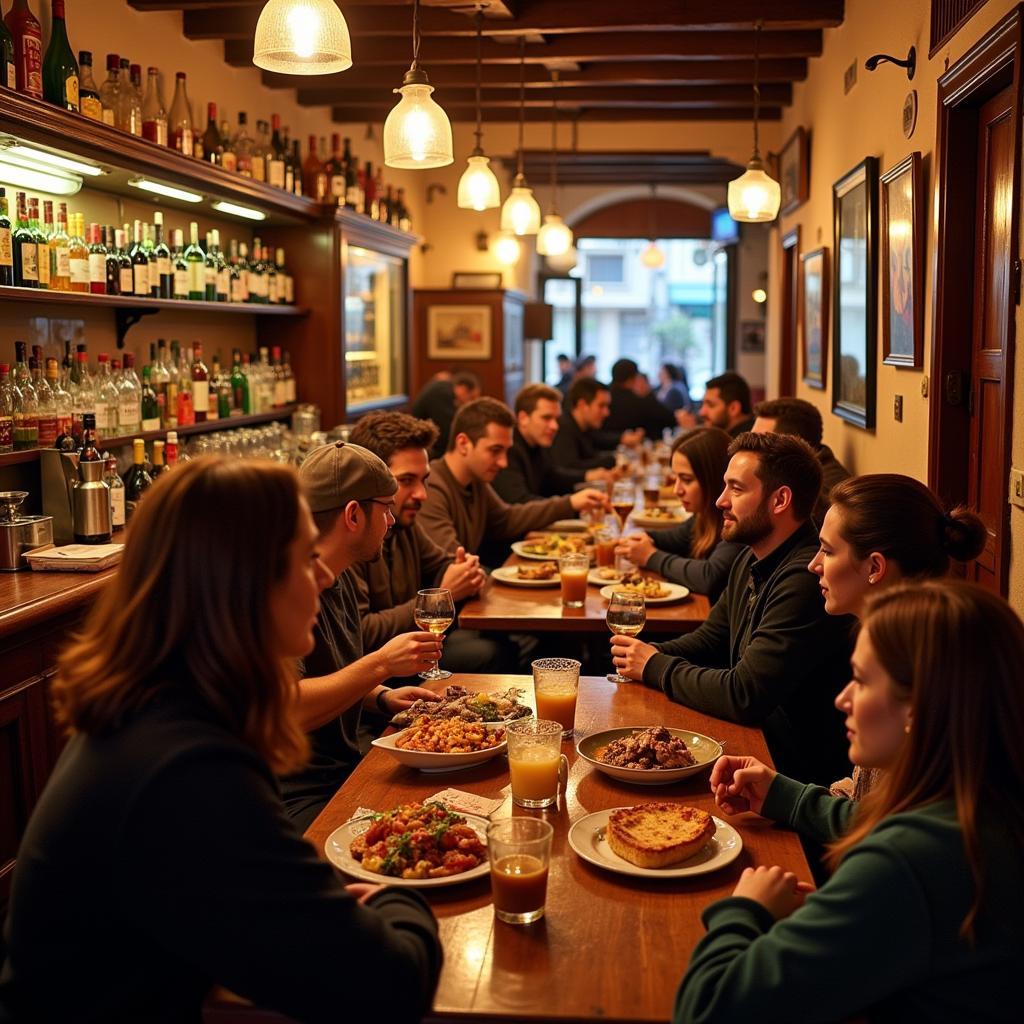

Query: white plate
left=599, top=582, right=690, bottom=604
left=588, top=566, right=624, bottom=586
left=371, top=729, right=508, bottom=772
left=576, top=727, right=723, bottom=785
left=325, top=812, right=492, bottom=887
left=492, top=564, right=561, bottom=587
left=631, top=512, right=686, bottom=530
left=568, top=809, right=741, bottom=878
left=511, top=539, right=590, bottom=561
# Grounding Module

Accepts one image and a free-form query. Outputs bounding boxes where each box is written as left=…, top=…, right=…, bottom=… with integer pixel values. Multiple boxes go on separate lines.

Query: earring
left=868, top=574, right=877, bottom=584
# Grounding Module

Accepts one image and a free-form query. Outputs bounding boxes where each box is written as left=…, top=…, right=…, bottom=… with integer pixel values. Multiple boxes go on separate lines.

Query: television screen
left=711, top=207, right=740, bottom=245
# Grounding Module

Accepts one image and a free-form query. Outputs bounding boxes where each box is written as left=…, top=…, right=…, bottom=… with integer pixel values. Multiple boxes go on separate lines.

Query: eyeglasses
left=366, top=498, right=396, bottom=520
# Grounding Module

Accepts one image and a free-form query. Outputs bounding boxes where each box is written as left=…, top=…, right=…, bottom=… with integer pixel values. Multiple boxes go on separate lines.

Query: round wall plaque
left=903, top=90, right=918, bottom=139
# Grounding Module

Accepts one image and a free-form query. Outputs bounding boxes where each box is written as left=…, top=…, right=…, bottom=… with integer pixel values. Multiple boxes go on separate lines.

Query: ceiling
left=127, top=0, right=844, bottom=124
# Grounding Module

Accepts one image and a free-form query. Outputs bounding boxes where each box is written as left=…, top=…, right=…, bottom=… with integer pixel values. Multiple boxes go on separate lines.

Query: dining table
left=204, top=672, right=812, bottom=1024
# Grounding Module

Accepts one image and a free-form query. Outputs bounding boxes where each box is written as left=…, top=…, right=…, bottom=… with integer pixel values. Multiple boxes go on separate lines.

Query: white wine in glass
left=606, top=590, right=646, bottom=683
left=414, top=587, right=455, bottom=680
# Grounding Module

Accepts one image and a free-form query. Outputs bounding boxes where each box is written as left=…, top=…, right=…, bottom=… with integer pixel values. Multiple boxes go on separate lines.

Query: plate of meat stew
left=576, top=726, right=722, bottom=785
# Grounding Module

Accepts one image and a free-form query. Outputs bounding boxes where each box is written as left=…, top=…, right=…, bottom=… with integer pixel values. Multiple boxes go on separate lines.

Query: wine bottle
left=29, top=198, right=49, bottom=289
left=87, top=222, right=106, bottom=295
left=268, top=113, right=286, bottom=189
left=5, top=0, right=42, bottom=99
left=303, top=134, right=327, bottom=202
left=235, top=111, right=253, bottom=176
left=77, top=49, right=101, bottom=120
left=168, top=71, right=194, bottom=156
left=125, top=63, right=143, bottom=136
left=13, top=192, right=37, bottom=288
left=0, top=13, right=14, bottom=91
left=291, top=139, right=303, bottom=196
left=141, top=66, right=168, bottom=145
left=122, top=437, right=152, bottom=519
left=184, top=222, right=204, bottom=300
left=0, top=188, right=13, bottom=287
left=103, top=225, right=119, bottom=295
left=220, top=117, right=237, bottom=173
left=130, top=219, right=148, bottom=297
left=104, top=457, right=125, bottom=528
left=115, top=228, right=132, bottom=295
left=327, top=133, right=344, bottom=205
left=140, top=364, right=160, bottom=431
left=202, top=101, right=221, bottom=165
left=42, top=0, right=79, bottom=112
left=152, top=211, right=172, bottom=298
left=190, top=341, right=208, bottom=423
left=172, top=228, right=188, bottom=300
left=67, top=212, right=88, bottom=293
left=78, top=412, right=101, bottom=463
left=98, top=52, right=119, bottom=126
left=48, top=202, right=70, bottom=291
left=203, top=230, right=217, bottom=301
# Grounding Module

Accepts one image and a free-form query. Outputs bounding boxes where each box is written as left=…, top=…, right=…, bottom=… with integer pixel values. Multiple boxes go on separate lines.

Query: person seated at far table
left=679, top=370, right=756, bottom=437
left=551, top=378, right=643, bottom=470
left=493, top=383, right=617, bottom=504
left=676, top=580, right=1024, bottom=1024
left=607, top=357, right=680, bottom=441
left=554, top=352, right=574, bottom=395
left=411, top=369, right=481, bottom=460
left=417, top=397, right=609, bottom=562
left=656, top=362, right=695, bottom=413
left=280, top=442, right=445, bottom=831
left=0, top=458, right=442, bottom=1024
left=347, top=411, right=517, bottom=674
left=616, top=426, right=743, bottom=603
left=610, top=432, right=855, bottom=785
left=753, top=396, right=851, bottom=521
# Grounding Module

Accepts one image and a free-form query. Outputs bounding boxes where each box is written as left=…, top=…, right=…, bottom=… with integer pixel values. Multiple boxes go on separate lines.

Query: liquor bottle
left=48, top=202, right=70, bottom=291
left=122, top=438, right=152, bottom=519
left=220, top=118, right=237, bottom=173
left=281, top=126, right=294, bottom=193
left=270, top=345, right=286, bottom=408
left=151, top=438, right=167, bottom=475
left=130, top=219, right=148, bottom=297
left=206, top=354, right=219, bottom=421
left=201, top=102, right=221, bottom=165
left=291, top=139, right=303, bottom=196
left=343, top=137, right=361, bottom=210
left=164, top=341, right=178, bottom=429
left=116, top=56, right=139, bottom=133
left=126, top=63, right=143, bottom=135
left=151, top=339, right=170, bottom=424
left=118, top=352, right=141, bottom=435
left=31, top=354, right=56, bottom=446
left=304, top=134, right=327, bottom=202
left=274, top=247, right=289, bottom=304
left=283, top=350, right=296, bottom=403
left=151, top=211, right=171, bottom=298
left=28, top=198, right=49, bottom=289
left=93, top=351, right=117, bottom=437
left=142, top=66, right=168, bottom=145
left=175, top=344, right=193, bottom=426
left=256, top=346, right=273, bottom=412
left=104, top=457, right=125, bottom=528
left=168, top=71, right=194, bottom=156
left=250, top=118, right=267, bottom=182
left=70, top=345, right=94, bottom=436
left=326, top=133, right=344, bottom=204
left=13, top=192, right=37, bottom=288
left=230, top=348, right=249, bottom=414
left=0, top=363, right=13, bottom=453
left=103, top=226, right=119, bottom=295
left=203, top=230, right=217, bottom=301
left=66, top=212, right=87, bottom=292
left=235, top=241, right=250, bottom=302
left=42, top=0, right=78, bottom=111
left=47, top=357, right=71, bottom=440
left=172, top=228, right=188, bottom=300
left=0, top=188, right=12, bottom=287
left=140, top=364, right=160, bottom=431
left=215, top=356, right=231, bottom=419
left=247, top=240, right=265, bottom=304
left=5, top=0, right=42, bottom=98
left=363, top=161, right=376, bottom=219
left=98, top=53, right=120, bottom=126
left=41, top=200, right=57, bottom=289
left=87, top=222, right=106, bottom=294
left=12, top=342, right=37, bottom=449
left=0, top=13, right=14, bottom=91
left=164, top=429, right=179, bottom=469
left=78, top=49, right=101, bottom=120
left=78, top=412, right=101, bottom=464
left=115, top=228, right=132, bottom=295
left=268, top=114, right=286, bottom=189
left=184, top=222, right=204, bottom=300
left=234, top=111, right=254, bottom=176
left=212, top=230, right=229, bottom=302
left=190, top=341, right=209, bottom=423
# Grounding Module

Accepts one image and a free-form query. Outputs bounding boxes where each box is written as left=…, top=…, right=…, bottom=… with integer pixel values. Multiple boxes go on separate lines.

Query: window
left=587, top=254, right=625, bottom=284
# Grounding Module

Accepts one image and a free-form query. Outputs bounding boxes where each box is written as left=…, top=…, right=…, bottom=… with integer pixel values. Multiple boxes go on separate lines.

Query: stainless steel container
left=72, top=459, right=112, bottom=544
left=0, top=490, right=54, bottom=571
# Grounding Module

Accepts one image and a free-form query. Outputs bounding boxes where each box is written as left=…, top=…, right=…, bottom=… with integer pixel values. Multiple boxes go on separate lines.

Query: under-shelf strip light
left=0, top=157, right=82, bottom=196
left=211, top=200, right=267, bottom=221
left=127, top=178, right=203, bottom=203
left=0, top=139, right=105, bottom=177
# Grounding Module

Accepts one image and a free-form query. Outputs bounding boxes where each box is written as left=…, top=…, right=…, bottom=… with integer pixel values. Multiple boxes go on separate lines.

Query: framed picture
left=779, top=127, right=810, bottom=215
left=832, top=156, right=879, bottom=429
left=427, top=305, right=492, bottom=360
left=880, top=152, right=924, bottom=367
left=451, top=272, right=503, bottom=289
left=800, top=247, right=829, bottom=388
left=740, top=320, right=765, bottom=353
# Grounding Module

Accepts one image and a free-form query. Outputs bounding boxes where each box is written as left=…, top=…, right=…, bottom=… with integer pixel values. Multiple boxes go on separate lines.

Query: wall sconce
left=476, top=229, right=520, bottom=266
left=426, top=183, right=447, bottom=204
left=865, top=46, right=916, bottom=80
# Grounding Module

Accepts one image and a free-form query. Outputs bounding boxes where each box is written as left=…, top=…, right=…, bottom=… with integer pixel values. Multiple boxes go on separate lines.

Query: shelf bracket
left=115, top=306, right=158, bottom=349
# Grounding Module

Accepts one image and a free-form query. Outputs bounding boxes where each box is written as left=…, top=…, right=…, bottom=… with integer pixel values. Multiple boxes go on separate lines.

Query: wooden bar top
left=0, top=566, right=117, bottom=641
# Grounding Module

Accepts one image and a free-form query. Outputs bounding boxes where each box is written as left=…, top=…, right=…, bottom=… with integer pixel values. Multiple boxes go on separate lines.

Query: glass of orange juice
left=487, top=817, right=554, bottom=924
left=506, top=719, right=568, bottom=808
left=532, top=657, right=580, bottom=739
left=558, top=552, right=589, bottom=608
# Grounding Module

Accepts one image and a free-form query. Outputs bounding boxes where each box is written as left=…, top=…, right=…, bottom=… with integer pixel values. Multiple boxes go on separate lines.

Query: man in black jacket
left=551, top=377, right=642, bottom=471
left=411, top=370, right=481, bottom=459
left=609, top=431, right=854, bottom=785
left=606, top=358, right=678, bottom=441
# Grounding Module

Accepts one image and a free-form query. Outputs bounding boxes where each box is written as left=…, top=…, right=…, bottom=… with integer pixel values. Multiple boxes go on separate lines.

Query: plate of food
left=492, top=563, right=561, bottom=587
left=372, top=716, right=508, bottom=771
left=576, top=725, right=722, bottom=785
left=588, top=565, right=624, bottom=586
left=512, top=534, right=591, bottom=561
left=326, top=800, right=491, bottom=886
left=599, top=573, right=690, bottom=604
left=567, top=803, right=741, bottom=879
left=390, top=685, right=533, bottom=728
left=631, top=507, right=686, bottom=530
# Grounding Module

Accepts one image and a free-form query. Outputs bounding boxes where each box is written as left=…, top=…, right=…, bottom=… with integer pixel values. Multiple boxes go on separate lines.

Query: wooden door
left=966, top=85, right=1014, bottom=590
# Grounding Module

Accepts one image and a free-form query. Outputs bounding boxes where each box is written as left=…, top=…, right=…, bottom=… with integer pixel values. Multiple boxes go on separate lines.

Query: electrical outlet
left=894, top=394, right=903, bottom=422
left=1011, top=468, right=1024, bottom=509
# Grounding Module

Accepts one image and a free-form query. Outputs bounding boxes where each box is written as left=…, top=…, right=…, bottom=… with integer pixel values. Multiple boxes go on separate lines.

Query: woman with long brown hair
left=617, top=426, right=742, bottom=601
left=0, top=459, right=442, bottom=1023
left=677, top=581, right=1024, bottom=1022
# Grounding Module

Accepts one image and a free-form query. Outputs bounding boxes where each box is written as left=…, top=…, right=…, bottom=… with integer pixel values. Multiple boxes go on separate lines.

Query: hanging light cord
left=550, top=70, right=559, bottom=211
left=473, top=8, right=484, bottom=154
left=516, top=35, right=526, bottom=178
left=752, top=19, right=762, bottom=158
left=412, top=0, right=422, bottom=71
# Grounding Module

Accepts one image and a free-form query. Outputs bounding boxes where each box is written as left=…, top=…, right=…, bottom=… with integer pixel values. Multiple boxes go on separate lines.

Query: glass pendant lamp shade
left=641, top=240, right=665, bottom=269
left=501, top=179, right=542, bottom=235
left=535, top=214, right=573, bottom=257
left=253, top=0, right=353, bottom=75
left=490, top=230, right=521, bottom=266
left=458, top=154, right=500, bottom=210
left=727, top=157, right=781, bottom=222
left=546, top=246, right=577, bottom=273
left=384, top=78, right=453, bottom=169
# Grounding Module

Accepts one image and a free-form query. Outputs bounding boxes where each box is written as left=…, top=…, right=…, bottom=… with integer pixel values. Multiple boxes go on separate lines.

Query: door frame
left=929, top=5, right=1022, bottom=593
left=779, top=226, right=801, bottom=396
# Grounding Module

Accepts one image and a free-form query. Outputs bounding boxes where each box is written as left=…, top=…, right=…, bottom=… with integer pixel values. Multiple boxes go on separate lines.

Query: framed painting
left=800, top=247, right=829, bottom=389
left=451, top=271, right=503, bottom=289
left=426, top=305, right=492, bottom=360
left=831, top=156, right=879, bottom=429
left=880, top=152, right=924, bottom=367
left=779, top=126, right=810, bottom=215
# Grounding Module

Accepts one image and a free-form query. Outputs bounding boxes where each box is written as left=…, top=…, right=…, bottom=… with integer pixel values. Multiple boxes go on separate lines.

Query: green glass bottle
left=230, top=348, right=249, bottom=414
left=184, top=221, right=205, bottom=301
left=0, top=12, right=15, bottom=91
left=42, top=0, right=79, bottom=111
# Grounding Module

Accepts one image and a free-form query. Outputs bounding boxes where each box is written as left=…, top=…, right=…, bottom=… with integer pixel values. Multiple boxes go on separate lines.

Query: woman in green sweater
left=676, top=580, right=1024, bottom=1022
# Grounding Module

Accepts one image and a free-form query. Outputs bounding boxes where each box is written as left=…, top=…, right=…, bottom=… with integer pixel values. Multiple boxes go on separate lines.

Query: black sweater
left=0, top=696, right=442, bottom=1024
left=642, top=517, right=744, bottom=603
left=549, top=412, right=616, bottom=471
left=492, top=429, right=582, bottom=503
left=643, top=521, right=855, bottom=784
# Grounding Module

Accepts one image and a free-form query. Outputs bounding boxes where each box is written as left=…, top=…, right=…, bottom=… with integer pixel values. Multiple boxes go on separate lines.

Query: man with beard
left=280, top=442, right=445, bottom=830
left=686, top=371, right=756, bottom=437
left=609, top=432, right=854, bottom=785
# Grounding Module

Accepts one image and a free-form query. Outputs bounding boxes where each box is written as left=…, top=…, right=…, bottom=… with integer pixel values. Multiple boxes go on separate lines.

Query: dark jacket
left=411, top=379, right=456, bottom=460
left=642, top=520, right=854, bottom=784
left=492, top=429, right=583, bottom=503
left=642, top=517, right=744, bottom=603
left=728, top=413, right=757, bottom=438
left=607, top=384, right=676, bottom=441
left=550, top=411, right=616, bottom=471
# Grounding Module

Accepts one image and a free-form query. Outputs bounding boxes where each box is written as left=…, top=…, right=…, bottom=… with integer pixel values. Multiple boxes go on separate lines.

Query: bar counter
left=0, top=566, right=117, bottom=641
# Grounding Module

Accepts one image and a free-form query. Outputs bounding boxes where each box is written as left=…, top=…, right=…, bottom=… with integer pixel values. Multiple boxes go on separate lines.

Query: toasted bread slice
left=606, top=803, right=715, bottom=868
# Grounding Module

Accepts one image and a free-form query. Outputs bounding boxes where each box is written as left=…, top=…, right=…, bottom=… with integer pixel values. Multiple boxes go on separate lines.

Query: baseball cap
left=299, top=441, right=398, bottom=513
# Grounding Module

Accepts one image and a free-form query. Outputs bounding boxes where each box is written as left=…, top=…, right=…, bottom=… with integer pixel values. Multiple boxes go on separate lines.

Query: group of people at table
left=1, top=363, right=1021, bottom=1024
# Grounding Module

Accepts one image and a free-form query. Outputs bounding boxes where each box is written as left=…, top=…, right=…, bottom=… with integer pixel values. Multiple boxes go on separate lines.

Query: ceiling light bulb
left=384, top=81, right=453, bottom=169
left=641, top=241, right=665, bottom=269
left=490, top=231, right=521, bottom=266
left=253, top=0, right=352, bottom=76
left=457, top=154, right=500, bottom=211
left=500, top=182, right=542, bottom=236
left=727, top=157, right=781, bottom=223
left=535, top=214, right=573, bottom=257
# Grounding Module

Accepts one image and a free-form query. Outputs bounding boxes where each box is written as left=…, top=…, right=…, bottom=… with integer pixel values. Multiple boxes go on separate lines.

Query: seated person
left=493, top=383, right=615, bottom=503
left=554, top=352, right=574, bottom=395
left=348, top=411, right=516, bottom=673
left=657, top=362, right=694, bottom=413
left=417, top=397, right=608, bottom=560
left=606, top=357, right=679, bottom=441
left=0, top=459, right=442, bottom=1023
left=753, top=396, right=851, bottom=519
left=616, top=426, right=743, bottom=602
left=411, top=369, right=481, bottom=460
left=610, top=432, right=855, bottom=785
left=552, top=377, right=642, bottom=466
left=676, top=581, right=1024, bottom=1023
left=281, top=442, right=444, bottom=830
left=681, top=371, right=756, bottom=437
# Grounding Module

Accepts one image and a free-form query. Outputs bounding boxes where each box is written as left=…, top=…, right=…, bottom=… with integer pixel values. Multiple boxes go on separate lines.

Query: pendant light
left=490, top=230, right=521, bottom=266
left=546, top=247, right=577, bottom=272
left=500, top=37, right=542, bottom=235
left=457, top=7, right=501, bottom=211
left=384, top=0, right=453, bottom=169
left=728, top=20, right=781, bottom=222
left=641, top=184, right=665, bottom=268
left=535, top=70, right=573, bottom=257
left=253, top=0, right=353, bottom=75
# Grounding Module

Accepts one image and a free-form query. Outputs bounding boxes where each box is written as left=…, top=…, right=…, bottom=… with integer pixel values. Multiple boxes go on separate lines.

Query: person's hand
left=609, top=635, right=658, bottom=680
left=620, top=428, right=644, bottom=448
left=709, top=755, right=776, bottom=816
left=616, top=531, right=655, bottom=566
left=675, top=409, right=698, bottom=429
left=377, top=631, right=443, bottom=678
left=732, top=866, right=814, bottom=921
left=345, top=883, right=387, bottom=905
left=571, top=487, right=611, bottom=513
left=440, top=552, right=486, bottom=600
left=383, top=686, right=442, bottom=713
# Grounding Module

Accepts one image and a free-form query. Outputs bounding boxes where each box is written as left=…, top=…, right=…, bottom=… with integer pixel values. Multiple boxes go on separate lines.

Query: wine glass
left=606, top=590, right=646, bottom=684
left=414, top=587, right=455, bottom=680
left=611, top=481, right=635, bottom=534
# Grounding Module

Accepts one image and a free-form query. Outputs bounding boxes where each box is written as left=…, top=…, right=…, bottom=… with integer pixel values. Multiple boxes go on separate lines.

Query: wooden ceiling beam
left=133, top=1, right=515, bottom=11
left=329, top=105, right=782, bottom=122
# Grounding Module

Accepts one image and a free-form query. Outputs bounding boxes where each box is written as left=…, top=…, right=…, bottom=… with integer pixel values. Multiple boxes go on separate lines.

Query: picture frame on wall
left=779, top=127, right=810, bottom=215
left=832, top=156, right=879, bottom=429
left=740, top=320, right=766, bottom=353
left=451, top=271, right=503, bottom=289
left=880, top=152, right=924, bottom=368
left=427, top=305, right=493, bottom=361
left=800, top=247, right=829, bottom=389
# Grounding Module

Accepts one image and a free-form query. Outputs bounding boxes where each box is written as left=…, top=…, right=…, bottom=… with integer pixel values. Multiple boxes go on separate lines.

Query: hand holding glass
left=413, top=588, right=455, bottom=680
left=607, top=590, right=646, bottom=683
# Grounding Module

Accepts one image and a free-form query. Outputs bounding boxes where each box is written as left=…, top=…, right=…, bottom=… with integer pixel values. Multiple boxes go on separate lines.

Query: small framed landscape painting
left=800, top=247, right=829, bottom=389
left=880, top=152, right=924, bottom=368
left=426, top=305, right=492, bottom=361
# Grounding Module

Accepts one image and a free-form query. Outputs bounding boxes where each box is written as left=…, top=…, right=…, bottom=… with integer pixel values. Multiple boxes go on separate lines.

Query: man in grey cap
left=280, top=441, right=442, bottom=830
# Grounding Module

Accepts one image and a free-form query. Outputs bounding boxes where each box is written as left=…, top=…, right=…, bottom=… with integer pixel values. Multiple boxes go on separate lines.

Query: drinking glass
left=611, top=481, right=635, bottom=533
left=487, top=817, right=554, bottom=925
left=532, top=657, right=581, bottom=738
left=593, top=528, right=616, bottom=568
left=413, top=587, right=455, bottom=680
left=606, top=590, right=646, bottom=683
left=558, top=552, right=589, bottom=608
left=506, top=719, right=568, bottom=808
